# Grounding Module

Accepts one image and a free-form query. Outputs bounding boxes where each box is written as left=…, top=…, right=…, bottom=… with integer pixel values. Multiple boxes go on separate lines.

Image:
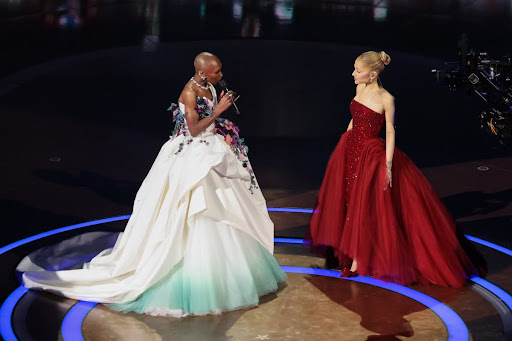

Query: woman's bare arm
left=383, top=94, right=395, bottom=187
left=182, top=90, right=233, bottom=137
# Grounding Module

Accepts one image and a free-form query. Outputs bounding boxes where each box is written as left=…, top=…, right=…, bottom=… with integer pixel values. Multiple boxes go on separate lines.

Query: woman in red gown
left=306, top=51, right=485, bottom=287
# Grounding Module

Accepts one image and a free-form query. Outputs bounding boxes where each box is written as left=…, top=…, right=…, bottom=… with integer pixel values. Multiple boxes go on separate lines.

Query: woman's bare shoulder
left=179, top=84, right=197, bottom=103
left=379, top=89, right=395, bottom=103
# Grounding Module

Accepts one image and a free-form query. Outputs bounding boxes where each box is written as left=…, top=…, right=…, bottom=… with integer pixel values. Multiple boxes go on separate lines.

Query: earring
left=199, top=73, right=207, bottom=81
left=370, top=77, right=374, bottom=83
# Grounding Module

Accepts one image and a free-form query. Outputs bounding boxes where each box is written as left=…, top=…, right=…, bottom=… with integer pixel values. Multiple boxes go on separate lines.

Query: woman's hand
left=385, top=160, right=392, bottom=189
left=213, top=90, right=235, bottom=116
left=181, top=89, right=232, bottom=137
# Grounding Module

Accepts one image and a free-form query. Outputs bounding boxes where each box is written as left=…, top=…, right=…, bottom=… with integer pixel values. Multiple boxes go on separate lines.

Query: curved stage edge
left=1, top=209, right=511, bottom=341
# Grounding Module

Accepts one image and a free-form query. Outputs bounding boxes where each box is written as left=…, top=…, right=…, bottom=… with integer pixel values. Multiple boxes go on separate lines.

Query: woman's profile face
left=204, top=62, right=224, bottom=85
left=352, top=59, right=372, bottom=85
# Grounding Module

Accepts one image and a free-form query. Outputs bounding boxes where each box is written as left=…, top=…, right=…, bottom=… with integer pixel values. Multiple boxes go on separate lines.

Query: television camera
left=432, top=34, right=512, bottom=144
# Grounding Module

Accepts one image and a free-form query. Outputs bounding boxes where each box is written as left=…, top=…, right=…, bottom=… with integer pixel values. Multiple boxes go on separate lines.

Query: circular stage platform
left=2, top=210, right=511, bottom=341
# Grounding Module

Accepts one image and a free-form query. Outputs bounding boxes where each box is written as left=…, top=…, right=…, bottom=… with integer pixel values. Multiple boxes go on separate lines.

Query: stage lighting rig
left=432, top=34, right=512, bottom=144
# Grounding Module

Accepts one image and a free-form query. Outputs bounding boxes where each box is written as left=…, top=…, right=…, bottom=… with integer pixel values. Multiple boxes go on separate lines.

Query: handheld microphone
left=218, top=80, right=241, bottom=115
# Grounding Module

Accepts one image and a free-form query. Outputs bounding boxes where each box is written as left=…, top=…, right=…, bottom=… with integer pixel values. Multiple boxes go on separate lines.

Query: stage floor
left=1, top=218, right=511, bottom=340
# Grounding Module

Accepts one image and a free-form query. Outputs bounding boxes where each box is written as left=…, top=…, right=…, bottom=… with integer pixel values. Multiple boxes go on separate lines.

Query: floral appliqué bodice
left=167, top=96, right=257, bottom=193
left=345, top=100, right=385, bottom=205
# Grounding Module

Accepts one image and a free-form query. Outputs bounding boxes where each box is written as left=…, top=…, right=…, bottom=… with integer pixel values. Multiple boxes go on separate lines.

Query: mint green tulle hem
left=106, top=242, right=286, bottom=317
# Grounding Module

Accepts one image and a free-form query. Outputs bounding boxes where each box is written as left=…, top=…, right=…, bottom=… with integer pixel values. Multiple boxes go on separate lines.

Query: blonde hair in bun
left=379, top=51, right=391, bottom=66
left=357, top=50, right=391, bottom=73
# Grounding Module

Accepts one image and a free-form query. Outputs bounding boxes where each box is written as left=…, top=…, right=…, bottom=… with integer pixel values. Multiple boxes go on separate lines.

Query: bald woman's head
left=194, top=52, right=223, bottom=85
left=194, top=52, right=221, bottom=72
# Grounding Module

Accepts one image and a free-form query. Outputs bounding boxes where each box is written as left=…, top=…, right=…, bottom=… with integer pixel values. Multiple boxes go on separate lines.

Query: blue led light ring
left=470, top=277, right=512, bottom=314
left=0, top=286, right=28, bottom=341
left=274, top=237, right=304, bottom=244
left=61, top=301, right=98, bottom=341
left=2, top=212, right=511, bottom=341
left=279, top=237, right=512, bottom=339
left=0, top=212, right=305, bottom=341
left=465, top=235, right=512, bottom=257
left=59, top=266, right=468, bottom=341
left=0, top=215, right=131, bottom=256
left=275, top=235, right=512, bottom=259
left=267, top=207, right=314, bottom=213
left=0, top=209, right=311, bottom=257
left=2, top=213, right=508, bottom=260
left=0, top=215, right=130, bottom=341
left=281, top=266, right=468, bottom=341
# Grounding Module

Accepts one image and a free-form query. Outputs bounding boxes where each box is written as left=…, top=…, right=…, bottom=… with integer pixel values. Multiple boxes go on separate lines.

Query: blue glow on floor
left=0, top=209, right=310, bottom=257
left=274, top=238, right=304, bottom=244
left=0, top=286, right=28, bottom=341
left=282, top=266, right=469, bottom=341
left=465, top=235, right=512, bottom=257
left=471, top=277, right=512, bottom=311
left=267, top=207, right=314, bottom=213
left=0, top=215, right=131, bottom=256
left=2, top=214, right=512, bottom=340
left=61, top=301, right=98, bottom=341
left=0, top=215, right=129, bottom=341
left=57, top=266, right=469, bottom=341
left=280, top=237, right=512, bottom=331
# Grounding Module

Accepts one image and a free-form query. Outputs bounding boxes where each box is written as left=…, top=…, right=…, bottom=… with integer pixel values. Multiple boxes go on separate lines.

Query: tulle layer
left=107, top=216, right=286, bottom=317
left=307, top=134, right=484, bottom=287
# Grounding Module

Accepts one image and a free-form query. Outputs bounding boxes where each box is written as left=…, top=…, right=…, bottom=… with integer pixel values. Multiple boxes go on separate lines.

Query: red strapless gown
left=306, top=99, right=484, bottom=287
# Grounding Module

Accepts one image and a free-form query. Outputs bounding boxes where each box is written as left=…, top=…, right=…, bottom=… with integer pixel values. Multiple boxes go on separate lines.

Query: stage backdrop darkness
left=1, top=40, right=484, bottom=143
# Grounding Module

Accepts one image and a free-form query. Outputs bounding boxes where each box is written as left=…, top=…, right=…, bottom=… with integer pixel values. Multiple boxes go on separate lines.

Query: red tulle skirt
left=306, top=133, right=484, bottom=287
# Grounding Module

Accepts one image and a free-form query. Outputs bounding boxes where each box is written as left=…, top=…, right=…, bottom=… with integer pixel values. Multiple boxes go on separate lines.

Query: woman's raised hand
left=213, top=90, right=235, bottom=116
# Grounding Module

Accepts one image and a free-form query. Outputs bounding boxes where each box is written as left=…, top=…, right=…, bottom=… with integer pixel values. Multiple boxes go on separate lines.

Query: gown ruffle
left=17, top=90, right=286, bottom=317
left=306, top=100, right=485, bottom=287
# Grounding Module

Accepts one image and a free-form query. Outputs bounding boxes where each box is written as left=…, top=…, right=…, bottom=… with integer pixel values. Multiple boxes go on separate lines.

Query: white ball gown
left=16, top=84, right=287, bottom=317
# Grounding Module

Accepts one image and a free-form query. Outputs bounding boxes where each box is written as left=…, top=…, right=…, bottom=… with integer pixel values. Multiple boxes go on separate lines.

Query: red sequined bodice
left=345, top=100, right=385, bottom=205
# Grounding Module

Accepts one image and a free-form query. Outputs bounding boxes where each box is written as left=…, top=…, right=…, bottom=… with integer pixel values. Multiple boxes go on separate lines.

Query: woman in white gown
left=16, top=52, right=287, bottom=317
